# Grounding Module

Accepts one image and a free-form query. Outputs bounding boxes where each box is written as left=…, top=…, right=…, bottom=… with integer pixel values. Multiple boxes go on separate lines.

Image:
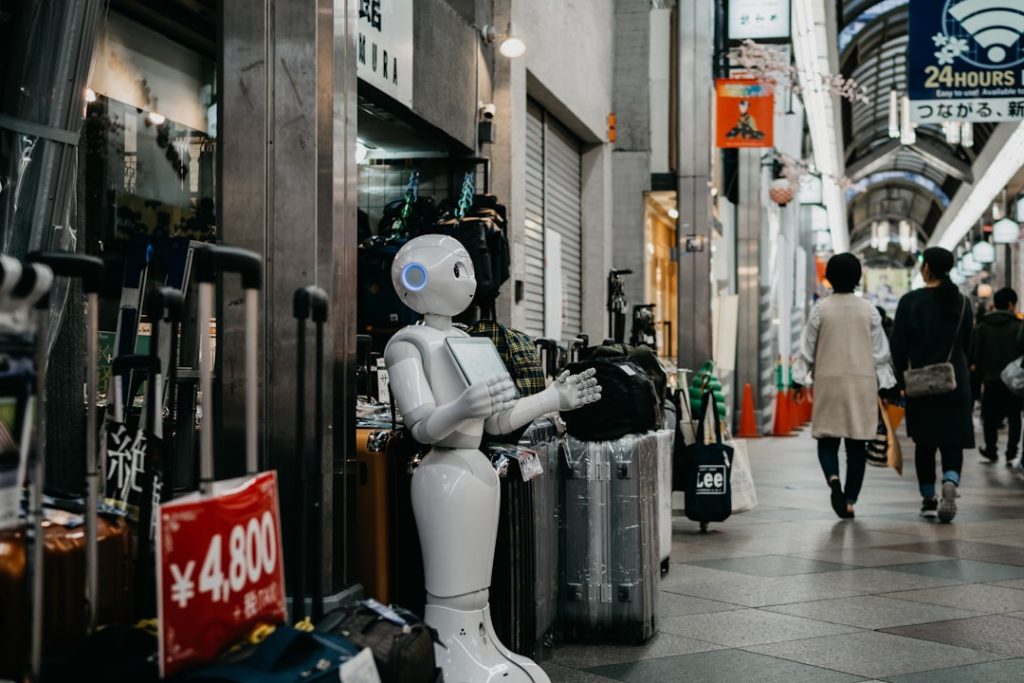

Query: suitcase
left=561, top=432, right=660, bottom=643
left=653, top=428, right=675, bottom=574
left=354, top=425, right=427, bottom=614
left=484, top=417, right=562, bottom=661
left=0, top=254, right=136, bottom=680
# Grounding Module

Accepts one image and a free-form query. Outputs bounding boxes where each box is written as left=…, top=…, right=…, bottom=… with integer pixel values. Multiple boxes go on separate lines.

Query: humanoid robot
left=384, top=235, right=600, bottom=683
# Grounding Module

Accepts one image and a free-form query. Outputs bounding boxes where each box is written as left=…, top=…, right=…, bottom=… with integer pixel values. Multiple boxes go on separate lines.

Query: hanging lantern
left=950, top=269, right=965, bottom=285
left=900, top=95, right=916, bottom=145
left=977, top=283, right=994, bottom=299
left=962, top=121, right=974, bottom=148
left=769, top=178, right=795, bottom=206
left=888, top=90, right=900, bottom=139
left=993, top=217, right=1020, bottom=244
left=972, top=240, right=996, bottom=263
left=961, top=253, right=981, bottom=273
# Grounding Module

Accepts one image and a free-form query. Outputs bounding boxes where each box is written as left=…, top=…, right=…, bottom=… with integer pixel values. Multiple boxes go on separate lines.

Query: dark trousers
left=981, top=380, right=1023, bottom=459
left=915, top=444, right=963, bottom=498
left=817, top=438, right=867, bottom=504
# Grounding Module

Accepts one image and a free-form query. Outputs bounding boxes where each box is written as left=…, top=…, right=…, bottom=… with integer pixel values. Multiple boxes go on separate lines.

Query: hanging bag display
left=683, top=390, right=733, bottom=531
left=903, top=297, right=966, bottom=398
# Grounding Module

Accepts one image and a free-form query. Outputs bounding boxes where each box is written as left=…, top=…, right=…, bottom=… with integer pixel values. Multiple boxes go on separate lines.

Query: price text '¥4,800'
left=168, top=511, right=278, bottom=609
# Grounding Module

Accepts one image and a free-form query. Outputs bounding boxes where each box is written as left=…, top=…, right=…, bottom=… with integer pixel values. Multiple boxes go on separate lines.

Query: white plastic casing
left=391, top=234, right=477, bottom=316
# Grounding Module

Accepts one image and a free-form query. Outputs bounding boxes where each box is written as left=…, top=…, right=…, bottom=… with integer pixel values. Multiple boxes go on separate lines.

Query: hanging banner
left=728, top=0, right=791, bottom=40
left=908, top=0, right=1024, bottom=123
left=358, top=0, right=413, bottom=107
left=715, top=79, right=774, bottom=149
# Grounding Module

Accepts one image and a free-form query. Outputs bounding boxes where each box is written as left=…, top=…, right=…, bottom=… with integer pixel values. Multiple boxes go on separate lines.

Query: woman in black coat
left=891, top=247, right=974, bottom=523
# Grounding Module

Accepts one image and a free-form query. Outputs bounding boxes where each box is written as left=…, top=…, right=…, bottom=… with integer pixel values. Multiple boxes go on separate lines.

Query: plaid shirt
left=468, top=320, right=546, bottom=396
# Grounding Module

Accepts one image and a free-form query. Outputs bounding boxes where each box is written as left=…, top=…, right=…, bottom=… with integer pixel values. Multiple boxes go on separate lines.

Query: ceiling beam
left=846, top=139, right=902, bottom=181
left=907, top=136, right=973, bottom=183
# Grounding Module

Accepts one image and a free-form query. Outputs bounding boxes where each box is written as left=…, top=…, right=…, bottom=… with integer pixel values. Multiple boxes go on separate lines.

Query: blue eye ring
left=401, top=262, right=428, bottom=291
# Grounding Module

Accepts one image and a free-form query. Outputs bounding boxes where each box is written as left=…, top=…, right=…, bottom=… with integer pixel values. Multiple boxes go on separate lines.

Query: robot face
left=391, top=234, right=477, bottom=316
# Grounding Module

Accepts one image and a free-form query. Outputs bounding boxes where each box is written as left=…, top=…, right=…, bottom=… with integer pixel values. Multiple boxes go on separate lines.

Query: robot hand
left=460, top=373, right=518, bottom=419
left=552, top=368, right=601, bottom=411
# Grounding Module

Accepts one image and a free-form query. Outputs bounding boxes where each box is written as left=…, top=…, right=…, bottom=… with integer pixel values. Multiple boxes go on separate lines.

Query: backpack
left=579, top=343, right=667, bottom=402
left=561, top=357, right=659, bottom=442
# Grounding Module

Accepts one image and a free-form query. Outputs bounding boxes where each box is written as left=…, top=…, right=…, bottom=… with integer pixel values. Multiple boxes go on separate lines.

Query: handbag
left=1001, top=356, right=1024, bottom=397
left=903, top=297, right=966, bottom=398
left=683, top=390, right=733, bottom=527
left=866, top=399, right=903, bottom=475
left=727, top=439, right=758, bottom=513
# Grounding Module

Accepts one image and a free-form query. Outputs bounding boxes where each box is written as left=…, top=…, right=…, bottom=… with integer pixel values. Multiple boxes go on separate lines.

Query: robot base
left=426, top=603, right=551, bottom=683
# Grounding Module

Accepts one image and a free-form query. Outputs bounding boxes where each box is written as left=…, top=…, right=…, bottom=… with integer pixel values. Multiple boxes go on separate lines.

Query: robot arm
left=386, top=340, right=518, bottom=444
left=484, top=368, right=601, bottom=435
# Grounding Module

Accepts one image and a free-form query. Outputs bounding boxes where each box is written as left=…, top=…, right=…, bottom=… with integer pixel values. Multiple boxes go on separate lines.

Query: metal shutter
left=522, top=99, right=583, bottom=343
left=523, top=100, right=546, bottom=338
left=544, top=116, right=583, bottom=342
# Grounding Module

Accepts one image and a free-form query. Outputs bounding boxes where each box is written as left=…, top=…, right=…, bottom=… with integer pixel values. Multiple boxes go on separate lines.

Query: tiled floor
left=541, top=428, right=1024, bottom=682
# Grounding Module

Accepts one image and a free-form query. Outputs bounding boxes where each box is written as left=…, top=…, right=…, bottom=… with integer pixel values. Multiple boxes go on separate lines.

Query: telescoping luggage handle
left=4, top=259, right=55, bottom=683
left=194, top=245, right=262, bottom=493
left=27, top=252, right=105, bottom=637
left=293, top=286, right=328, bottom=623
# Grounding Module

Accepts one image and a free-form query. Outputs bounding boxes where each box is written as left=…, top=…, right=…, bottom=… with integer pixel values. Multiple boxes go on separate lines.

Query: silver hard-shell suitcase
left=561, top=432, right=659, bottom=643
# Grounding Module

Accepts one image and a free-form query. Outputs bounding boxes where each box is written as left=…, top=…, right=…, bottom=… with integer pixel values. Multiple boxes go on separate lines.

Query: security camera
left=480, top=103, right=496, bottom=120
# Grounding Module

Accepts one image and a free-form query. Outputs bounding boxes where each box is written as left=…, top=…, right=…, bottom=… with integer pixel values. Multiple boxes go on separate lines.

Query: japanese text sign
left=157, top=471, right=287, bottom=677
left=908, top=0, right=1024, bottom=123
left=716, top=79, right=775, bottom=149
left=728, top=0, right=791, bottom=40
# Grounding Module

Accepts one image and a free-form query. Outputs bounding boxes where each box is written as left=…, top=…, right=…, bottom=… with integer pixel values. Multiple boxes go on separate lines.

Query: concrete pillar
left=736, top=149, right=764, bottom=428
left=675, top=0, right=714, bottom=370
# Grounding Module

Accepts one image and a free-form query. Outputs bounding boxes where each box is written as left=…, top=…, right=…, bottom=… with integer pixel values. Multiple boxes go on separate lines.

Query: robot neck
left=423, top=313, right=453, bottom=331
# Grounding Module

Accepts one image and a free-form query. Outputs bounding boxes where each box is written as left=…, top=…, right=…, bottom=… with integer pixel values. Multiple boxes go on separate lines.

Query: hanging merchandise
left=715, top=79, right=774, bottom=149
left=689, top=361, right=727, bottom=421
left=682, top=390, right=734, bottom=532
left=769, top=178, right=795, bottom=206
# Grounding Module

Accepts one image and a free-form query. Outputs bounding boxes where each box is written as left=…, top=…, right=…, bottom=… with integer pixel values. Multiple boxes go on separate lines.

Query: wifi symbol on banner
left=949, top=0, right=1024, bottom=63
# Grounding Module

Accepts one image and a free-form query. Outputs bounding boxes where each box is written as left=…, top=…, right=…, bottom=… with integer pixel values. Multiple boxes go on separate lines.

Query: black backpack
left=561, top=357, right=659, bottom=442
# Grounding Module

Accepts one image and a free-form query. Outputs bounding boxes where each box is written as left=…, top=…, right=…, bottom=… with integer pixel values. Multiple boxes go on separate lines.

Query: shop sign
left=728, top=0, right=790, bottom=40
left=358, top=0, right=413, bottom=107
left=715, top=79, right=774, bottom=149
left=157, top=472, right=287, bottom=677
left=908, top=0, right=1024, bottom=123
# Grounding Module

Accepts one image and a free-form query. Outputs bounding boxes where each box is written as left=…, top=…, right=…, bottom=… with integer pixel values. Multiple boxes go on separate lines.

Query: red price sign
left=156, top=471, right=287, bottom=677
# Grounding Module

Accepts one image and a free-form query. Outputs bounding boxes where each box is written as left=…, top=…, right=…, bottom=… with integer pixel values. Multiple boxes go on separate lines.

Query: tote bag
left=684, top=390, right=733, bottom=524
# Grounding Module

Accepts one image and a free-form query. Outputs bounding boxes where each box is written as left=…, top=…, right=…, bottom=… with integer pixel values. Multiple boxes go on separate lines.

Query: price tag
left=156, top=471, right=287, bottom=678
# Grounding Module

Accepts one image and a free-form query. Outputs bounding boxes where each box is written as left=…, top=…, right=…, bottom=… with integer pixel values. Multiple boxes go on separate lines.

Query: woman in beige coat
left=793, top=254, right=896, bottom=519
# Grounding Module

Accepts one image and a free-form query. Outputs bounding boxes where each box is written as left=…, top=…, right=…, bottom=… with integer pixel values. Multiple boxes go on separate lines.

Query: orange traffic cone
left=772, top=389, right=792, bottom=436
left=738, top=383, right=759, bottom=438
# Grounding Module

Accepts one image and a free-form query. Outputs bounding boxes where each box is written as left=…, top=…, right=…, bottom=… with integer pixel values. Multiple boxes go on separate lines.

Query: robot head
left=391, top=234, right=477, bottom=316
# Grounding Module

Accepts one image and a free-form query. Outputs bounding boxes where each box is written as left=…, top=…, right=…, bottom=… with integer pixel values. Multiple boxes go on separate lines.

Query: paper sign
left=157, top=471, right=287, bottom=677
left=339, top=647, right=382, bottom=683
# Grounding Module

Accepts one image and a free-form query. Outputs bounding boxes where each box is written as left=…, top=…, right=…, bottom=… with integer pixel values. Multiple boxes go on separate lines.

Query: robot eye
left=401, top=262, right=428, bottom=291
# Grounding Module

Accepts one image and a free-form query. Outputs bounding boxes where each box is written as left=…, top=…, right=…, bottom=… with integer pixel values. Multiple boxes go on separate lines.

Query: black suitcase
left=562, top=357, right=659, bottom=442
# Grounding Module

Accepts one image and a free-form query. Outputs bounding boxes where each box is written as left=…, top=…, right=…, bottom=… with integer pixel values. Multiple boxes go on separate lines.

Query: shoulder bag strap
left=946, top=296, right=967, bottom=363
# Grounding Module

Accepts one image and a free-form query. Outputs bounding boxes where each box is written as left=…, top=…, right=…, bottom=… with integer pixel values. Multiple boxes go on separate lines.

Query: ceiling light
left=962, top=121, right=974, bottom=148
left=951, top=269, right=965, bottom=285
left=147, top=111, right=166, bottom=126
left=668, top=207, right=679, bottom=219
left=943, top=121, right=961, bottom=145
left=499, top=35, right=526, bottom=59
left=961, top=253, right=981, bottom=273
left=972, top=240, right=995, bottom=263
left=888, top=91, right=900, bottom=139
left=993, top=216, right=1020, bottom=244
left=85, top=88, right=97, bottom=103
left=935, top=122, right=1024, bottom=249
left=900, top=95, right=916, bottom=145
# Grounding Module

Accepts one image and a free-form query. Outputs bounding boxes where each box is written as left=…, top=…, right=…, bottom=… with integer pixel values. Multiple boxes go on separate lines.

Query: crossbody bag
left=903, top=296, right=966, bottom=398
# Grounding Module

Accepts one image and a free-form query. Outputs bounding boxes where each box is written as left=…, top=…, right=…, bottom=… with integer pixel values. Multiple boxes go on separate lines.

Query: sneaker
left=1008, top=459, right=1018, bottom=469
left=938, top=481, right=958, bottom=523
left=980, top=448, right=998, bottom=463
left=920, top=497, right=938, bottom=519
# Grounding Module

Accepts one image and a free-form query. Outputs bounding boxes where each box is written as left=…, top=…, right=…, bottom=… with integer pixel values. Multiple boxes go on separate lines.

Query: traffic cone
left=738, top=383, right=759, bottom=438
left=772, top=389, right=791, bottom=436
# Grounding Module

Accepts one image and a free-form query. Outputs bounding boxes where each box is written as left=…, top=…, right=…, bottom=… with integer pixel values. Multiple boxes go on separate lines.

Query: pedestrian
left=793, top=253, right=896, bottom=519
left=890, top=247, right=974, bottom=523
left=971, top=287, right=1022, bottom=466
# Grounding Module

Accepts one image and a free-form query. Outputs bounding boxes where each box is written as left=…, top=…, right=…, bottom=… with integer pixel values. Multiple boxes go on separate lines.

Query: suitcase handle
left=293, top=286, right=329, bottom=322
left=147, top=286, right=185, bottom=323
left=29, top=251, right=106, bottom=632
left=26, top=252, right=105, bottom=293
left=194, top=244, right=263, bottom=290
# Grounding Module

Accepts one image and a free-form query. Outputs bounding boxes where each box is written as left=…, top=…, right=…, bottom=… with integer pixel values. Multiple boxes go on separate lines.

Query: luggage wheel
left=699, top=521, right=709, bottom=534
